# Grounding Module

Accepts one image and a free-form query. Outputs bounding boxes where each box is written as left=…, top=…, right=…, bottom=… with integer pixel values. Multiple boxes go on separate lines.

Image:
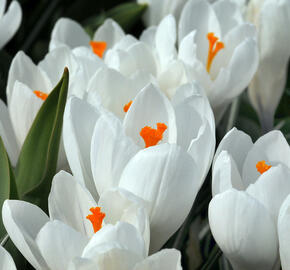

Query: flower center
left=89, top=41, right=107, bottom=58
left=33, top=90, right=48, bottom=101
left=206, top=32, right=224, bottom=73
left=140, top=123, right=167, bottom=148
left=86, top=207, right=106, bottom=233
left=123, top=100, right=133, bottom=113
left=256, top=160, right=272, bottom=174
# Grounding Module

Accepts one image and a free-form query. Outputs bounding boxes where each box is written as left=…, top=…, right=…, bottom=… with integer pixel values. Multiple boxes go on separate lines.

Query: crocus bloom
left=0, top=46, right=103, bottom=167
left=0, top=0, right=22, bottom=49
left=49, top=17, right=125, bottom=58
left=247, top=0, right=290, bottom=131
left=209, top=128, right=290, bottom=269
left=2, top=170, right=152, bottom=269
left=178, top=0, right=259, bottom=122
left=0, top=246, right=16, bottom=270
left=63, top=80, right=215, bottom=252
left=104, top=0, right=259, bottom=122
left=104, top=15, right=187, bottom=100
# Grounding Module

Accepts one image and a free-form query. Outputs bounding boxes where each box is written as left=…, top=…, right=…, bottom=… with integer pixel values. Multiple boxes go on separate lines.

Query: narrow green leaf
left=0, top=137, right=16, bottom=238
left=83, top=2, right=147, bottom=34
left=15, top=68, right=69, bottom=210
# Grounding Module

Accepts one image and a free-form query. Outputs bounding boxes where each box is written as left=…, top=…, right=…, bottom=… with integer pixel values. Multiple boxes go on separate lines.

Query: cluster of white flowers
left=0, top=0, right=290, bottom=269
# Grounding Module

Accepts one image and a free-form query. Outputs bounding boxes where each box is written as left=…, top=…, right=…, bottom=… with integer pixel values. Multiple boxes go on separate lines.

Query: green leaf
left=15, top=68, right=69, bottom=210
left=0, top=137, right=17, bottom=238
left=83, top=2, right=147, bottom=34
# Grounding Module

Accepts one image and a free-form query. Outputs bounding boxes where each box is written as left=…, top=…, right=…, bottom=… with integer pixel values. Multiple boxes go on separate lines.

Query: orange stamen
left=33, top=90, right=48, bottom=101
left=123, top=100, right=133, bottom=113
left=206, top=32, right=224, bottom=73
left=256, top=160, right=272, bottom=174
left=86, top=207, right=106, bottom=233
left=140, top=123, right=167, bottom=148
left=89, top=41, right=107, bottom=58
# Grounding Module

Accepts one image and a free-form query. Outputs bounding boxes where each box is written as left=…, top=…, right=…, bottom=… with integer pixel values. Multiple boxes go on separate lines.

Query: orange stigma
left=140, top=123, right=167, bottom=148
left=206, top=32, right=224, bottom=73
left=123, top=101, right=133, bottom=112
left=33, top=90, right=48, bottom=101
left=86, top=207, right=105, bottom=233
left=89, top=41, right=107, bottom=58
left=256, top=160, right=272, bottom=174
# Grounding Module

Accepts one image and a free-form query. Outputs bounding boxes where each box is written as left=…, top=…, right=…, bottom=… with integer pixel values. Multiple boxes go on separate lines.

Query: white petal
left=209, top=190, right=278, bottom=270
left=105, top=48, right=136, bottom=77
left=212, top=0, right=243, bottom=37
left=157, top=60, right=185, bottom=99
left=127, top=42, right=157, bottom=76
left=86, top=67, right=138, bottom=119
left=9, top=81, right=43, bottom=147
left=93, top=18, right=125, bottom=51
left=0, top=1, right=22, bottom=49
left=68, top=258, right=96, bottom=270
left=212, top=151, right=244, bottom=196
left=140, top=26, right=157, bottom=48
left=155, top=15, right=177, bottom=69
left=123, top=83, right=177, bottom=148
left=248, top=0, right=290, bottom=128
left=82, top=222, right=146, bottom=259
left=63, top=97, right=100, bottom=199
left=246, top=164, right=290, bottom=223
left=49, top=18, right=90, bottom=50
left=133, top=249, right=182, bottom=270
left=172, top=81, right=215, bottom=132
left=90, top=113, right=139, bottom=195
left=178, top=0, right=220, bottom=64
left=36, top=220, right=88, bottom=270
left=6, top=51, right=52, bottom=104
left=174, top=97, right=203, bottom=151
left=0, top=0, right=6, bottom=17
left=2, top=200, right=49, bottom=269
left=119, top=144, right=198, bottom=252
left=214, top=127, right=253, bottom=176
left=38, top=46, right=80, bottom=93
left=242, top=130, right=290, bottom=187
left=178, top=31, right=197, bottom=66
left=278, top=194, right=290, bottom=270
left=99, top=188, right=150, bottom=254
left=48, top=171, right=97, bottom=237
left=0, top=246, right=16, bottom=270
left=0, top=99, right=19, bottom=166
left=226, top=37, right=259, bottom=100
left=83, top=246, right=141, bottom=270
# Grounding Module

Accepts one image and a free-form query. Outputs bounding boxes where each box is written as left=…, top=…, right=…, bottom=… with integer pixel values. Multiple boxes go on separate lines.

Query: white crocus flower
left=212, top=127, right=290, bottom=195
left=0, top=0, right=22, bottom=49
left=104, top=15, right=187, bottom=100
left=178, top=0, right=259, bottom=122
left=0, top=46, right=103, bottom=167
left=49, top=17, right=125, bottom=59
left=2, top=170, right=151, bottom=269
left=209, top=127, right=290, bottom=269
left=0, top=246, right=16, bottom=270
left=247, top=0, right=290, bottom=132
left=63, top=81, right=215, bottom=252
left=209, top=189, right=279, bottom=270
